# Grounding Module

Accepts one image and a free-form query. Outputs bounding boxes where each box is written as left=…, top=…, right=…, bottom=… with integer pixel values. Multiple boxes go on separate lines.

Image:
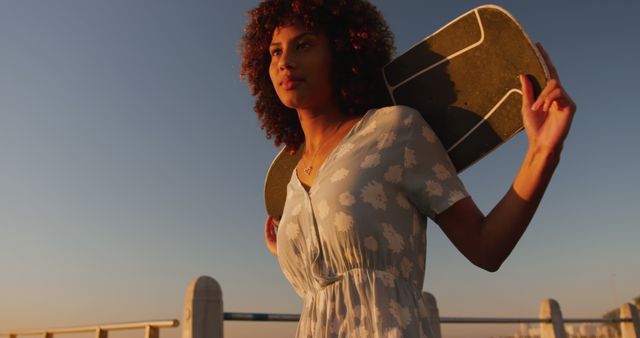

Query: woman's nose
left=278, top=49, right=296, bottom=70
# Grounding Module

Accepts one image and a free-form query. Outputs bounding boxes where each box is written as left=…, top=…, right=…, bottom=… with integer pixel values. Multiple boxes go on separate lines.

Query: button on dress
left=276, top=105, right=469, bottom=338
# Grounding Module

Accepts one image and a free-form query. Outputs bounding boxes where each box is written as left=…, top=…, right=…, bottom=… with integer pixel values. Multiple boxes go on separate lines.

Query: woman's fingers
left=519, top=74, right=534, bottom=111
left=533, top=43, right=565, bottom=111
left=542, top=87, right=564, bottom=112
left=265, top=215, right=277, bottom=242
left=532, top=79, right=559, bottom=111
left=264, top=216, right=280, bottom=256
left=536, top=80, right=575, bottom=114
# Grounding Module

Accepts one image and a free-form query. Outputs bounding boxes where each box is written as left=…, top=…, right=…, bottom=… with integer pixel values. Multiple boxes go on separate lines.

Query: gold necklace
left=302, top=119, right=346, bottom=176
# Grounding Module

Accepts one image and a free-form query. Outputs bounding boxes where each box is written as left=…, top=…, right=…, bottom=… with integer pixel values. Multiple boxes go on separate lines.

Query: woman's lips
left=282, top=77, right=303, bottom=90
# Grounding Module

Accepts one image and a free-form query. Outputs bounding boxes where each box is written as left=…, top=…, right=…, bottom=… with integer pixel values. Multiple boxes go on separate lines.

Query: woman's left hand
left=520, top=43, right=576, bottom=153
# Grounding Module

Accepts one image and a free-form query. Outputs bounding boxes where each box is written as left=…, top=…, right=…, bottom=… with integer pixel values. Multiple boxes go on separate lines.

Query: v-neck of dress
left=294, top=109, right=374, bottom=196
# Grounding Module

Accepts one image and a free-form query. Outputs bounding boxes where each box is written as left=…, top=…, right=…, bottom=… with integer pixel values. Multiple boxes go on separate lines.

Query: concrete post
left=95, top=329, right=107, bottom=338
left=621, top=303, right=640, bottom=338
left=145, top=326, right=159, bottom=338
left=182, top=276, right=223, bottom=338
left=422, top=292, right=441, bottom=338
left=539, top=299, right=566, bottom=338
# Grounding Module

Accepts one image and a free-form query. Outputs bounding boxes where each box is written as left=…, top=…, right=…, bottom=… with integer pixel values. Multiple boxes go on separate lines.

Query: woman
left=240, top=1, right=575, bottom=337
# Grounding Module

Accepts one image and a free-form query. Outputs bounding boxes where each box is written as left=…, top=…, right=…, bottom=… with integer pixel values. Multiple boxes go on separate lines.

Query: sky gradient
left=1, top=1, right=638, bottom=337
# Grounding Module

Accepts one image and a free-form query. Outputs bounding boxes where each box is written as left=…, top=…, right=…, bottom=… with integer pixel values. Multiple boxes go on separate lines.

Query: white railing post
left=621, top=303, right=640, bottom=338
left=95, top=328, right=107, bottom=338
left=182, top=276, right=223, bottom=338
left=422, top=292, right=441, bottom=338
left=539, top=299, right=566, bottom=338
left=145, top=326, right=159, bottom=338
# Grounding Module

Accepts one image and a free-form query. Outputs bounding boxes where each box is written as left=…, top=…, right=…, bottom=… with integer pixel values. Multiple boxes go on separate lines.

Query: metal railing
left=222, top=313, right=633, bottom=324
left=2, top=275, right=639, bottom=338
left=0, top=320, right=178, bottom=338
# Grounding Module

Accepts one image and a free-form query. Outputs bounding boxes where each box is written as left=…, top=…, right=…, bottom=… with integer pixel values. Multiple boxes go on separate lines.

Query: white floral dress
left=276, top=105, right=469, bottom=338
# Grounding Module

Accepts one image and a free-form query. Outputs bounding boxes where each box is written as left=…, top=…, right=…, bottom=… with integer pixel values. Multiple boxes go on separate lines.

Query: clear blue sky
left=1, top=1, right=638, bottom=337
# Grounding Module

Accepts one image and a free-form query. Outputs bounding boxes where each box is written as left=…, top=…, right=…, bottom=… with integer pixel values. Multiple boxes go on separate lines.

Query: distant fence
left=2, top=275, right=638, bottom=338
left=0, top=320, right=178, bottom=338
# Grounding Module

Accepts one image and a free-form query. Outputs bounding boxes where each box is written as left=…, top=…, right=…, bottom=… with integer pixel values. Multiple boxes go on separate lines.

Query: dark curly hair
left=240, top=0, right=395, bottom=152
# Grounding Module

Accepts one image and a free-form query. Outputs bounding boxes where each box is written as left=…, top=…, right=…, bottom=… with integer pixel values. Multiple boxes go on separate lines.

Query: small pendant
left=304, top=165, right=313, bottom=175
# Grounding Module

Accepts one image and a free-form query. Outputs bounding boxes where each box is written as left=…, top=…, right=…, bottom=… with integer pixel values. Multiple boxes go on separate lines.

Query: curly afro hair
left=240, top=0, right=395, bottom=152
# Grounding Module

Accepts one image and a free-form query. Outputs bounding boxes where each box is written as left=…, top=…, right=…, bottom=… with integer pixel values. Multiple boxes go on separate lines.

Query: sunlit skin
left=264, top=21, right=576, bottom=271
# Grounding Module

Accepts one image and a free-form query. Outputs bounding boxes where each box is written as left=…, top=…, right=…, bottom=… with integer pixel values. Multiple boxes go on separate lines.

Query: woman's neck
left=296, top=103, right=348, bottom=153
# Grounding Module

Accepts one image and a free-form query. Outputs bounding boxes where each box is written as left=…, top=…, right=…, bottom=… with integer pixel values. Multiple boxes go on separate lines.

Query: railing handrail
left=442, top=317, right=632, bottom=324
left=221, top=311, right=634, bottom=324
left=0, top=320, right=179, bottom=336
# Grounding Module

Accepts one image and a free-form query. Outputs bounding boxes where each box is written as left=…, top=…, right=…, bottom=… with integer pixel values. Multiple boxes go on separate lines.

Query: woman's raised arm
left=434, top=43, right=576, bottom=272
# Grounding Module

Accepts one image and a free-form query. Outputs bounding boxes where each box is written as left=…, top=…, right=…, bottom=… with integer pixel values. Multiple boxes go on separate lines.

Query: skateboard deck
left=264, top=5, right=549, bottom=219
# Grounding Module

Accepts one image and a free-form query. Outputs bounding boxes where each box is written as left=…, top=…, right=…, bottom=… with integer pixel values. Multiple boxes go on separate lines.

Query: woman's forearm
left=478, top=145, right=561, bottom=271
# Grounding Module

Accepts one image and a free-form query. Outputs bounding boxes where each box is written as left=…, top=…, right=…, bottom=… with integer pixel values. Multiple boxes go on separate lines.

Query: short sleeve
left=398, top=106, right=470, bottom=220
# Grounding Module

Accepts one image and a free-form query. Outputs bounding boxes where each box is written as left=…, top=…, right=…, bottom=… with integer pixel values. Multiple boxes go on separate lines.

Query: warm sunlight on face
left=268, top=23, right=335, bottom=110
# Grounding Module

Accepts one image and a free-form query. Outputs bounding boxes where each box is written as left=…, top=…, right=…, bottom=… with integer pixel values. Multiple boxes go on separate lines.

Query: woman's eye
left=297, top=41, right=310, bottom=49
left=270, top=49, right=281, bottom=57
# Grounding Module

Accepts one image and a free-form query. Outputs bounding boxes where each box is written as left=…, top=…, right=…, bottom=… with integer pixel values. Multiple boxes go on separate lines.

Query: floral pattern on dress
left=384, top=165, right=403, bottom=183
left=335, top=142, right=355, bottom=158
left=382, top=223, right=404, bottom=254
left=276, top=106, right=469, bottom=338
left=432, top=163, right=451, bottom=180
left=334, top=211, right=354, bottom=232
left=425, top=180, right=443, bottom=197
left=361, top=153, right=381, bottom=168
left=404, top=147, right=417, bottom=168
left=364, top=236, right=378, bottom=252
left=338, top=192, right=356, bottom=206
left=422, top=125, right=437, bottom=143
left=286, top=222, right=300, bottom=240
left=360, top=180, right=387, bottom=210
left=330, top=168, right=350, bottom=182
left=389, top=299, right=413, bottom=328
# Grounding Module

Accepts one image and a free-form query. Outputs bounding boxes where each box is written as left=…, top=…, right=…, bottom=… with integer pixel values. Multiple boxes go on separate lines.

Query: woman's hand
left=264, top=215, right=280, bottom=256
left=520, top=43, right=576, bottom=153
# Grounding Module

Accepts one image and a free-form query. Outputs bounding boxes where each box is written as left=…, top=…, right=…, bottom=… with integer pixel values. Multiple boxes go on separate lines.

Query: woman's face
left=268, top=22, right=335, bottom=110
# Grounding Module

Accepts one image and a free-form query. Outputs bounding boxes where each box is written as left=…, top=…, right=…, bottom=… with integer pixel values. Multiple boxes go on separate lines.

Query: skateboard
left=264, top=4, right=549, bottom=219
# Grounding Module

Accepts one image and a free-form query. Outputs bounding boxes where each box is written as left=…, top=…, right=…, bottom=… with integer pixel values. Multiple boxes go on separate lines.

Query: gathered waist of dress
left=305, top=267, right=421, bottom=300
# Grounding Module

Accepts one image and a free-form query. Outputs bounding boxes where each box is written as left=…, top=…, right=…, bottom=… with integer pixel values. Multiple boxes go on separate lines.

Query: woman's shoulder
left=369, top=105, right=421, bottom=119
left=364, top=105, right=424, bottom=133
